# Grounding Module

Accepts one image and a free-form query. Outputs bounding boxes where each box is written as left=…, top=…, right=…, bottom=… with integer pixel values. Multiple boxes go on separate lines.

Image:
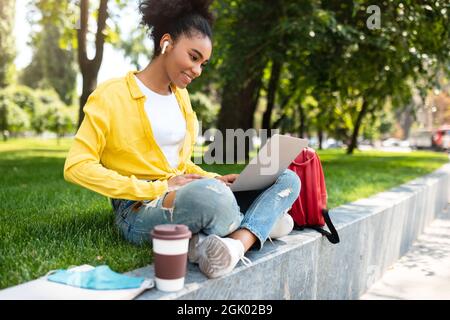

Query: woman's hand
left=215, top=174, right=239, bottom=186
left=167, top=174, right=204, bottom=191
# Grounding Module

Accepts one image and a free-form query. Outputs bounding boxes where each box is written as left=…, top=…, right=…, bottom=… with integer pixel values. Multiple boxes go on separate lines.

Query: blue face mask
left=47, top=265, right=147, bottom=290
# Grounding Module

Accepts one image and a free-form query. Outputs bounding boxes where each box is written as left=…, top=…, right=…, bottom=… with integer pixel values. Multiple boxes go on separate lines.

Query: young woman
left=64, top=0, right=300, bottom=279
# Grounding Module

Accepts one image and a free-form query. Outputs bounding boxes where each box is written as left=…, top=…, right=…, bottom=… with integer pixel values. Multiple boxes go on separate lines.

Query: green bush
left=0, top=85, right=77, bottom=138
left=1, top=85, right=45, bottom=133
left=0, top=93, right=30, bottom=138
left=34, top=89, right=66, bottom=134
left=3, top=85, right=40, bottom=114
left=47, top=104, right=77, bottom=138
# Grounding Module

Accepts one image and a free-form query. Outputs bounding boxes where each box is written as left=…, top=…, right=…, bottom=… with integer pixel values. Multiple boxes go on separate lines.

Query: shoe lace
left=240, top=255, right=252, bottom=267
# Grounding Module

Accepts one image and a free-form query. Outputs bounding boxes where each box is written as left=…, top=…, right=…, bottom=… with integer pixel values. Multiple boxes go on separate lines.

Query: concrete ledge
left=130, top=163, right=450, bottom=300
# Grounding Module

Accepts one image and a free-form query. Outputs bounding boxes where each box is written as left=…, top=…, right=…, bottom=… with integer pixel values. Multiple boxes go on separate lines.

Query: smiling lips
left=182, top=72, right=193, bottom=84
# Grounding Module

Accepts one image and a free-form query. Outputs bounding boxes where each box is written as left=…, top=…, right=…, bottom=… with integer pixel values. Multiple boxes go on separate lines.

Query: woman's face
left=164, top=33, right=212, bottom=89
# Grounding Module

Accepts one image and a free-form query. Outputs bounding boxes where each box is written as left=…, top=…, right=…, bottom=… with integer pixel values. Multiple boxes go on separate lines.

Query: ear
left=159, top=33, right=173, bottom=52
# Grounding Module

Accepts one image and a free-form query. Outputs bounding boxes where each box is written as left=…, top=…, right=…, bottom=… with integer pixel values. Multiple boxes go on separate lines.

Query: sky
left=13, top=0, right=146, bottom=94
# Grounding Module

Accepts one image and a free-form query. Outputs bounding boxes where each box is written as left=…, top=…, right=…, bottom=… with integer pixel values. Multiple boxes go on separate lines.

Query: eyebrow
left=191, top=49, right=209, bottom=63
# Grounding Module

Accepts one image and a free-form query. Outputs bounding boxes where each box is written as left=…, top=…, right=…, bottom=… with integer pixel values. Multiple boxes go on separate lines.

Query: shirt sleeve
left=63, top=92, right=169, bottom=201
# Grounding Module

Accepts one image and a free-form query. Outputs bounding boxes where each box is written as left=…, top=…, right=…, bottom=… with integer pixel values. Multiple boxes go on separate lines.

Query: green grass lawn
left=0, top=138, right=448, bottom=289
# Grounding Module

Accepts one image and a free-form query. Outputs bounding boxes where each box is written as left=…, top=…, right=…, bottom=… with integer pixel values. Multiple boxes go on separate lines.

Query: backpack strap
left=310, top=209, right=340, bottom=244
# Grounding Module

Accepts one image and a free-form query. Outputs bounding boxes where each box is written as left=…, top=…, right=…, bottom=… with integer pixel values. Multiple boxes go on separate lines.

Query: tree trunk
left=0, top=0, right=15, bottom=88
left=318, top=128, right=323, bottom=150
left=0, top=104, right=6, bottom=141
left=402, top=111, right=414, bottom=139
left=262, top=60, right=282, bottom=130
left=78, top=70, right=98, bottom=128
left=347, top=98, right=369, bottom=154
left=396, top=103, right=415, bottom=139
left=216, top=69, right=264, bottom=162
left=298, top=103, right=306, bottom=138
left=270, top=78, right=299, bottom=134
left=77, top=0, right=108, bottom=128
left=272, top=113, right=286, bottom=130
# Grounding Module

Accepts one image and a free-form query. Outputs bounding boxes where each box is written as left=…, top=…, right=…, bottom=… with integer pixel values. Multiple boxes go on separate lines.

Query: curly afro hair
left=139, top=0, right=215, bottom=58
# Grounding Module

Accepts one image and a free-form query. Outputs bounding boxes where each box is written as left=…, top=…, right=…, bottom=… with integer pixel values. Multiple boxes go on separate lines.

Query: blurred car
left=323, top=138, right=343, bottom=149
left=432, top=125, right=450, bottom=151
left=399, top=140, right=410, bottom=148
left=382, top=138, right=402, bottom=147
left=409, top=130, right=433, bottom=149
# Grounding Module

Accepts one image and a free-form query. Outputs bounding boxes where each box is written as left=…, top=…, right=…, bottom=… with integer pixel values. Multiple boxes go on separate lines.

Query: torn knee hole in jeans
left=277, top=188, right=292, bottom=198
left=161, top=206, right=174, bottom=222
left=160, top=193, right=175, bottom=221
left=131, top=201, right=143, bottom=212
left=161, top=204, right=174, bottom=213
left=143, top=198, right=159, bottom=208
left=206, top=185, right=223, bottom=194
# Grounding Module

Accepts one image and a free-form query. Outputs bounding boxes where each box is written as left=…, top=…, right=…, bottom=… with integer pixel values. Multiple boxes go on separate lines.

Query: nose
left=192, top=64, right=202, bottom=78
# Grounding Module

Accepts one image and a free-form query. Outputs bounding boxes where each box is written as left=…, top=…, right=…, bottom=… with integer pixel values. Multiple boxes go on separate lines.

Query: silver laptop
left=230, top=134, right=308, bottom=192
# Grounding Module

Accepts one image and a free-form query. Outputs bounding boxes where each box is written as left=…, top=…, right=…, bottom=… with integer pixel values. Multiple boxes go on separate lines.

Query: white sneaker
left=188, top=232, right=207, bottom=264
left=268, top=211, right=294, bottom=239
left=197, top=235, right=252, bottom=279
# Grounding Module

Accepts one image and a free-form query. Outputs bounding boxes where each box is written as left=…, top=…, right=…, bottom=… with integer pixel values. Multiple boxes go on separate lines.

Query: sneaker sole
left=198, top=235, right=233, bottom=279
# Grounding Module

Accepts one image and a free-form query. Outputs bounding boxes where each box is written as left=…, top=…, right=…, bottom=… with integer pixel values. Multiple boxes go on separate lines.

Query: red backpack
left=288, top=147, right=340, bottom=244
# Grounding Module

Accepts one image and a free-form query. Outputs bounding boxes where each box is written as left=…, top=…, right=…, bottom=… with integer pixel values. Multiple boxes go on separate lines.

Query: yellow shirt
left=63, top=71, right=219, bottom=201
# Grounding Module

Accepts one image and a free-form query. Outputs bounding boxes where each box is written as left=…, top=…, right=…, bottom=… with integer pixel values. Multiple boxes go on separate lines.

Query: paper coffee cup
left=151, top=224, right=192, bottom=292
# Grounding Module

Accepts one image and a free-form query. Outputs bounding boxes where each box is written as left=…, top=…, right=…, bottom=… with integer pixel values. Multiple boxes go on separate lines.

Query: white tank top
left=134, top=75, right=186, bottom=168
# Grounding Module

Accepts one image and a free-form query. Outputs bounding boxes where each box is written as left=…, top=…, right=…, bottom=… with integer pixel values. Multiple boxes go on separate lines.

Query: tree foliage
left=192, top=0, right=450, bottom=154
left=0, top=0, right=16, bottom=88
left=0, top=85, right=77, bottom=140
left=20, top=0, right=77, bottom=105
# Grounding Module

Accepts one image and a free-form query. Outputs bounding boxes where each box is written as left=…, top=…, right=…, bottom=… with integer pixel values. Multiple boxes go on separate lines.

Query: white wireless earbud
left=161, top=41, right=170, bottom=54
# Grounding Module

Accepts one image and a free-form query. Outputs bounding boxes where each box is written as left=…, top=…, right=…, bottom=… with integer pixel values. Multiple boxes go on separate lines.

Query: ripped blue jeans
left=111, top=169, right=301, bottom=249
